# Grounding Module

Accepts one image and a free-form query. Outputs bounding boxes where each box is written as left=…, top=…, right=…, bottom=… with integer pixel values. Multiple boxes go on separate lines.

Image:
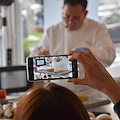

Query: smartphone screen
left=27, top=55, right=78, bottom=81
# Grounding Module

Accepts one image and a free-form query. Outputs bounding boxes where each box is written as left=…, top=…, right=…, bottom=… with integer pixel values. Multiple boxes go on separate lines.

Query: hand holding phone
left=26, top=55, right=78, bottom=81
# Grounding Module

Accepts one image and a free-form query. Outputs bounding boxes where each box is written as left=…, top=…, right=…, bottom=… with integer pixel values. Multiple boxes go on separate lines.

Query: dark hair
left=64, top=0, right=88, bottom=10
left=14, top=83, right=90, bottom=120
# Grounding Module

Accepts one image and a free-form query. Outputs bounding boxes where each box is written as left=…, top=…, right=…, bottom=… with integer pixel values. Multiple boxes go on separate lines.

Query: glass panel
left=98, top=0, right=120, bottom=43
left=21, top=0, right=44, bottom=62
left=1, top=71, right=26, bottom=89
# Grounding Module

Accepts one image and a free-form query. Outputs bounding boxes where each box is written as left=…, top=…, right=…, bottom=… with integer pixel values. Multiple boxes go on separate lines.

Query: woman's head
left=14, top=83, right=90, bottom=120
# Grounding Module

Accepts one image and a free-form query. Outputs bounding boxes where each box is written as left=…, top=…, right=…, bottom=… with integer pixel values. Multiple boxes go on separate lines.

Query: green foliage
left=23, top=31, right=43, bottom=62
left=29, top=31, right=43, bottom=39
left=23, top=31, right=43, bottom=46
left=24, top=45, right=30, bottom=62
left=24, top=39, right=40, bottom=46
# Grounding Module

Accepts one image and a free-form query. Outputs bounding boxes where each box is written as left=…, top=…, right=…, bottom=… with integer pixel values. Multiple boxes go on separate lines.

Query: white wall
left=44, top=0, right=99, bottom=31
left=44, top=0, right=63, bottom=31
left=87, top=0, right=99, bottom=21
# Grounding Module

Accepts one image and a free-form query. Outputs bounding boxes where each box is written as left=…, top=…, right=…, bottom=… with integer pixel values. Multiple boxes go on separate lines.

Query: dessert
left=3, top=104, right=15, bottom=118
left=0, top=105, right=3, bottom=117
left=96, top=114, right=112, bottom=120
left=75, top=93, right=89, bottom=102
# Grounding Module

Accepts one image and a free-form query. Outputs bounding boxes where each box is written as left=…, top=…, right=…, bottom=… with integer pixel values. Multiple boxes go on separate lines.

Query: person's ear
left=81, top=10, right=88, bottom=20
left=62, top=7, right=65, bottom=16
left=84, top=10, right=88, bottom=17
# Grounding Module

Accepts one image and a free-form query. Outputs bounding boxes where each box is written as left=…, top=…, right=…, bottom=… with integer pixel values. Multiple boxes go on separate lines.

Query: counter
left=87, top=102, right=119, bottom=120
left=0, top=103, right=118, bottom=120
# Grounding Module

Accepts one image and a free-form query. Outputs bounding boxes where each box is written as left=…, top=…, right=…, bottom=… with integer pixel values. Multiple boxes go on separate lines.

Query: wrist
left=102, top=81, right=120, bottom=104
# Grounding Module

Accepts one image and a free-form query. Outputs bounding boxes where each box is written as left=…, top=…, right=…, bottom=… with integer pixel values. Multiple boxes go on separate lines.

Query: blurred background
left=0, top=0, right=119, bottom=93
left=0, top=0, right=120, bottom=65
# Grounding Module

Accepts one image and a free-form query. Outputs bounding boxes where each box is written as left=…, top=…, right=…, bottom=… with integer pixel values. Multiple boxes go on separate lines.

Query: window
left=99, top=0, right=120, bottom=43
left=21, top=0, right=44, bottom=62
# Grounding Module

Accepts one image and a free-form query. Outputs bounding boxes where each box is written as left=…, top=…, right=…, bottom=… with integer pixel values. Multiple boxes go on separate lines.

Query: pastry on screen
left=45, top=68, right=54, bottom=72
left=54, top=69, right=65, bottom=73
left=75, top=93, right=89, bottom=102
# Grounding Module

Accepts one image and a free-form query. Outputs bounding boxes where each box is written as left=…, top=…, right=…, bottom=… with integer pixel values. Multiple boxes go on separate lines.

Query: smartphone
left=26, top=55, right=78, bottom=81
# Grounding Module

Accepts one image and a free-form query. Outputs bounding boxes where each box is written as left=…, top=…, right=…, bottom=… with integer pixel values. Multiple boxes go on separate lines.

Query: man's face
left=62, top=4, right=88, bottom=30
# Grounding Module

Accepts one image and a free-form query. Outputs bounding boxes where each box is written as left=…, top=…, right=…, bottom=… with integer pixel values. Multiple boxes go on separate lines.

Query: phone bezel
left=26, top=55, right=78, bottom=82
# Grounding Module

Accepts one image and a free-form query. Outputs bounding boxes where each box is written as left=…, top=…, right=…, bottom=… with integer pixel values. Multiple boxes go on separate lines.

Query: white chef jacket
left=31, top=18, right=116, bottom=100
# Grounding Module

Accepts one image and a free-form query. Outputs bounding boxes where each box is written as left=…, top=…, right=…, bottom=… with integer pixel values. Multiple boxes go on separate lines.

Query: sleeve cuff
left=114, top=101, right=120, bottom=119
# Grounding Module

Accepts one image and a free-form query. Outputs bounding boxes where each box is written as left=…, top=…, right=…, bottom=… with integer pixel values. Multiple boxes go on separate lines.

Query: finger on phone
left=68, top=78, right=85, bottom=85
left=70, top=52, right=89, bottom=68
left=69, top=50, right=79, bottom=55
left=80, top=51, right=97, bottom=60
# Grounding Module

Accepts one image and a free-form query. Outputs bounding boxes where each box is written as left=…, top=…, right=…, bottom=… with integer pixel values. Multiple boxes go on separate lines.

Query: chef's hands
left=72, top=47, right=90, bottom=52
left=38, top=50, right=49, bottom=55
left=38, top=48, right=90, bottom=56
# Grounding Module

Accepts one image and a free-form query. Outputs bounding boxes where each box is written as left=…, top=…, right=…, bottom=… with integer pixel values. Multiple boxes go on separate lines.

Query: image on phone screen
left=27, top=55, right=78, bottom=81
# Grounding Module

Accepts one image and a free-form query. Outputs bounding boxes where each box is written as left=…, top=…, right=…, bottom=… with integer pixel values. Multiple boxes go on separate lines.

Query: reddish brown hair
left=14, top=83, right=90, bottom=120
